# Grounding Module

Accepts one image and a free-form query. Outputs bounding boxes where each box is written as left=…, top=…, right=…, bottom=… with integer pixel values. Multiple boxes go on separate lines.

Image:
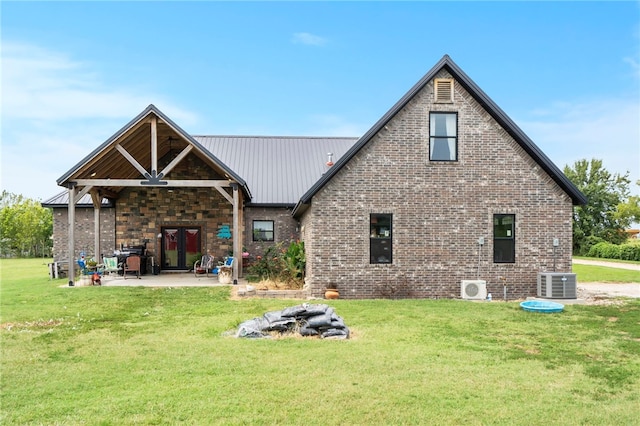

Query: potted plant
left=218, top=265, right=233, bottom=284
left=325, top=284, right=339, bottom=299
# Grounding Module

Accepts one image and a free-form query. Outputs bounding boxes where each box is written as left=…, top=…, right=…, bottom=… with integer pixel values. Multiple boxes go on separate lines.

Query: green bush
left=603, top=243, right=621, bottom=259
left=247, top=244, right=284, bottom=280
left=578, top=235, right=605, bottom=256
left=246, top=241, right=306, bottom=288
left=283, top=240, right=305, bottom=281
left=587, top=240, right=640, bottom=261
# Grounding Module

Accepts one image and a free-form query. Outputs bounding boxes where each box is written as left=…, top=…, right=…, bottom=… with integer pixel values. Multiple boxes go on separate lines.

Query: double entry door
left=161, top=227, right=200, bottom=270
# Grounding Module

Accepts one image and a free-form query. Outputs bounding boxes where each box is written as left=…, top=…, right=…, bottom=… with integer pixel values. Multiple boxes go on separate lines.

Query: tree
left=563, top=159, right=632, bottom=254
left=614, top=180, right=640, bottom=225
left=0, top=191, right=53, bottom=258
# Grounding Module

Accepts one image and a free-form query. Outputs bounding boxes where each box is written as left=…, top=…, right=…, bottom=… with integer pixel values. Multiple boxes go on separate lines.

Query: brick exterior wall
left=300, top=70, right=574, bottom=300
left=243, top=207, right=299, bottom=258
left=52, top=207, right=116, bottom=261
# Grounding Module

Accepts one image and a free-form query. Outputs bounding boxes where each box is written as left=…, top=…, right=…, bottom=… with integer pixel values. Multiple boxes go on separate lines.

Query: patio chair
left=194, top=254, right=215, bottom=277
left=101, top=256, right=121, bottom=277
left=77, top=259, right=90, bottom=276
left=123, top=255, right=141, bottom=280
left=212, top=256, right=234, bottom=275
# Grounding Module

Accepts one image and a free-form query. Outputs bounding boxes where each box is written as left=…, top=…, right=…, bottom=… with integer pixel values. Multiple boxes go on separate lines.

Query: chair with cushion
left=123, top=255, right=141, bottom=280
left=212, top=256, right=234, bottom=275
left=194, top=254, right=215, bottom=277
left=101, top=256, right=121, bottom=277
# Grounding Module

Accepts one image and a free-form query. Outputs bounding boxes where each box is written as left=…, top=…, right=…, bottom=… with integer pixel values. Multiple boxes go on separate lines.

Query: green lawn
left=1, top=259, right=639, bottom=425
left=573, top=263, right=640, bottom=283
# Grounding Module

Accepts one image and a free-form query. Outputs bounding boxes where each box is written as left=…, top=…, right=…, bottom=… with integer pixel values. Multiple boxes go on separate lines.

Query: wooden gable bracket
left=73, top=185, right=92, bottom=204
left=151, top=144, right=194, bottom=183
left=115, top=140, right=198, bottom=186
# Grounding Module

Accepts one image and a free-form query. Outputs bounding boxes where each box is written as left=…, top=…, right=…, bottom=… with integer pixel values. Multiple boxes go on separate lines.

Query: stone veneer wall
left=114, top=153, right=241, bottom=268
left=301, top=70, right=574, bottom=300
left=114, top=186, right=235, bottom=266
left=53, top=153, right=244, bottom=271
left=243, top=207, right=300, bottom=258
left=52, top=207, right=116, bottom=261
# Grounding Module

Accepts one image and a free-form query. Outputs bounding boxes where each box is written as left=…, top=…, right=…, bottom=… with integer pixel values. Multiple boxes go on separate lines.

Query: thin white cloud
left=519, top=98, right=640, bottom=194
left=0, top=41, right=198, bottom=200
left=623, top=56, right=640, bottom=78
left=291, top=32, right=328, bottom=47
left=1, top=41, right=197, bottom=123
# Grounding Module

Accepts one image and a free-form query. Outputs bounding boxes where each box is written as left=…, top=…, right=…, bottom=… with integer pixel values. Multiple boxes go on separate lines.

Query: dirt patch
left=576, top=285, right=637, bottom=306
left=249, top=279, right=303, bottom=291
left=230, top=280, right=307, bottom=301
left=1, top=319, right=63, bottom=331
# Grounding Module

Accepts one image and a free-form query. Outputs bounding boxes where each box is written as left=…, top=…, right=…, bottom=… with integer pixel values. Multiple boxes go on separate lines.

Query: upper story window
left=253, top=220, right=274, bottom=242
left=429, top=112, right=458, bottom=161
left=370, top=214, right=392, bottom=264
left=493, top=214, right=515, bottom=263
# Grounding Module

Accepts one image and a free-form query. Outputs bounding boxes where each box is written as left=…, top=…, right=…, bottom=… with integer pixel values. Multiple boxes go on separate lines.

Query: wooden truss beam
left=73, top=179, right=232, bottom=188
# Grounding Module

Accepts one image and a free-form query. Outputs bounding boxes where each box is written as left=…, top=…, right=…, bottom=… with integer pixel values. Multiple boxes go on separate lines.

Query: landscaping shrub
left=577, top=235, right=605, bottom=256
left=247, top=241, right=306, bottom=288
left=587, top=240, right=640, bottom=261
left=619, top=243, right=640, bottom=261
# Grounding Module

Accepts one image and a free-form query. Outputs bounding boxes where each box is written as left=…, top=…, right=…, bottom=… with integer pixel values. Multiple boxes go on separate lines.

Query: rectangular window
left=370, top=214, right=392, bottom=264
left=429, top=112, right=457, bottom=161
left=493, top=214, right=515, bottom=263
left=253, top=220, right=274, bottom=242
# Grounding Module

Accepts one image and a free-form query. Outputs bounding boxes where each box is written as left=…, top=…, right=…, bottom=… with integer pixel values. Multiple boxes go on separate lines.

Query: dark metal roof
left=293, top=55, right=587, bottom=216
left=41, top=191, right=113, bottom=208
left=193, top=136, right=358, bottom=205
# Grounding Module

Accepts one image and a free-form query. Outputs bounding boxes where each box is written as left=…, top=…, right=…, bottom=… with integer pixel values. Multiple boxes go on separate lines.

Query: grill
left=115, top=244, right=147, bottom=275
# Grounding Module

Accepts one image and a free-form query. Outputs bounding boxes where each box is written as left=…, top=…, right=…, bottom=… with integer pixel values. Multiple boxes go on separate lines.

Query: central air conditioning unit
left=461, top=280, right=487, bottom=300
left=537, top=272, right=577, bottom=299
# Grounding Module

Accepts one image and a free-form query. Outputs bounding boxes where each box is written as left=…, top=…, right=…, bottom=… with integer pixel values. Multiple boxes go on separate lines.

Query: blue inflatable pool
left=520, top=300, right=564, bottom=313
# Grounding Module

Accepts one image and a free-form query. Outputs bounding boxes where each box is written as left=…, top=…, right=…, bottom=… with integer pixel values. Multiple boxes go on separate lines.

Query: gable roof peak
left=56, top=104, right=250, bottom=198
left=293, top=55, right=586, bottom=216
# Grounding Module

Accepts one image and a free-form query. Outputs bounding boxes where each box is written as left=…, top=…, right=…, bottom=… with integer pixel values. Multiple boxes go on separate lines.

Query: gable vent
left=435, top=78, right=454, bottom=102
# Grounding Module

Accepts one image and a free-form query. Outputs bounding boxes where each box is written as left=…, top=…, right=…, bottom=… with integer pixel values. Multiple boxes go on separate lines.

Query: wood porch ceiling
left=70, top=118, right=226, bottom=196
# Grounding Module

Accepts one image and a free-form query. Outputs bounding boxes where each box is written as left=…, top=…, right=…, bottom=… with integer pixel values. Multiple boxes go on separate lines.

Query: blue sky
left=2, top=1, right=639, bottom=201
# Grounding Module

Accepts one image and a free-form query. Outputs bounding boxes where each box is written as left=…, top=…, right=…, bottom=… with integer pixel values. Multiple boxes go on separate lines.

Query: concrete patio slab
left=64, top=272, right=247, bottom=288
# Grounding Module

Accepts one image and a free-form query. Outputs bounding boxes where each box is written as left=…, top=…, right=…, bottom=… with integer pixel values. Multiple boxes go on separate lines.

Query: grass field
left=1, top=259, right=639, bottom=425
left=572, top=263, right=640, bottom=283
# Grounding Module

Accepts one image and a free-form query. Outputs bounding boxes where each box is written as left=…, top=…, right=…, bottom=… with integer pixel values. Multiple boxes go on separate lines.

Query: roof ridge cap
left=192, top=135, right=359, bottom=139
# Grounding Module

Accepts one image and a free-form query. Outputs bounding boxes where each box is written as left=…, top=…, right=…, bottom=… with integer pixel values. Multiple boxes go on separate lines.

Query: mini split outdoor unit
left=461, top=280, right=487, bottom=300
left=537, top=272, right=577, bottom=299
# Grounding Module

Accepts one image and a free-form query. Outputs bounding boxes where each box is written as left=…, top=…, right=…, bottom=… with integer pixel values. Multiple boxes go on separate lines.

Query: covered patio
left=56, top=105, right=251, bottom=286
